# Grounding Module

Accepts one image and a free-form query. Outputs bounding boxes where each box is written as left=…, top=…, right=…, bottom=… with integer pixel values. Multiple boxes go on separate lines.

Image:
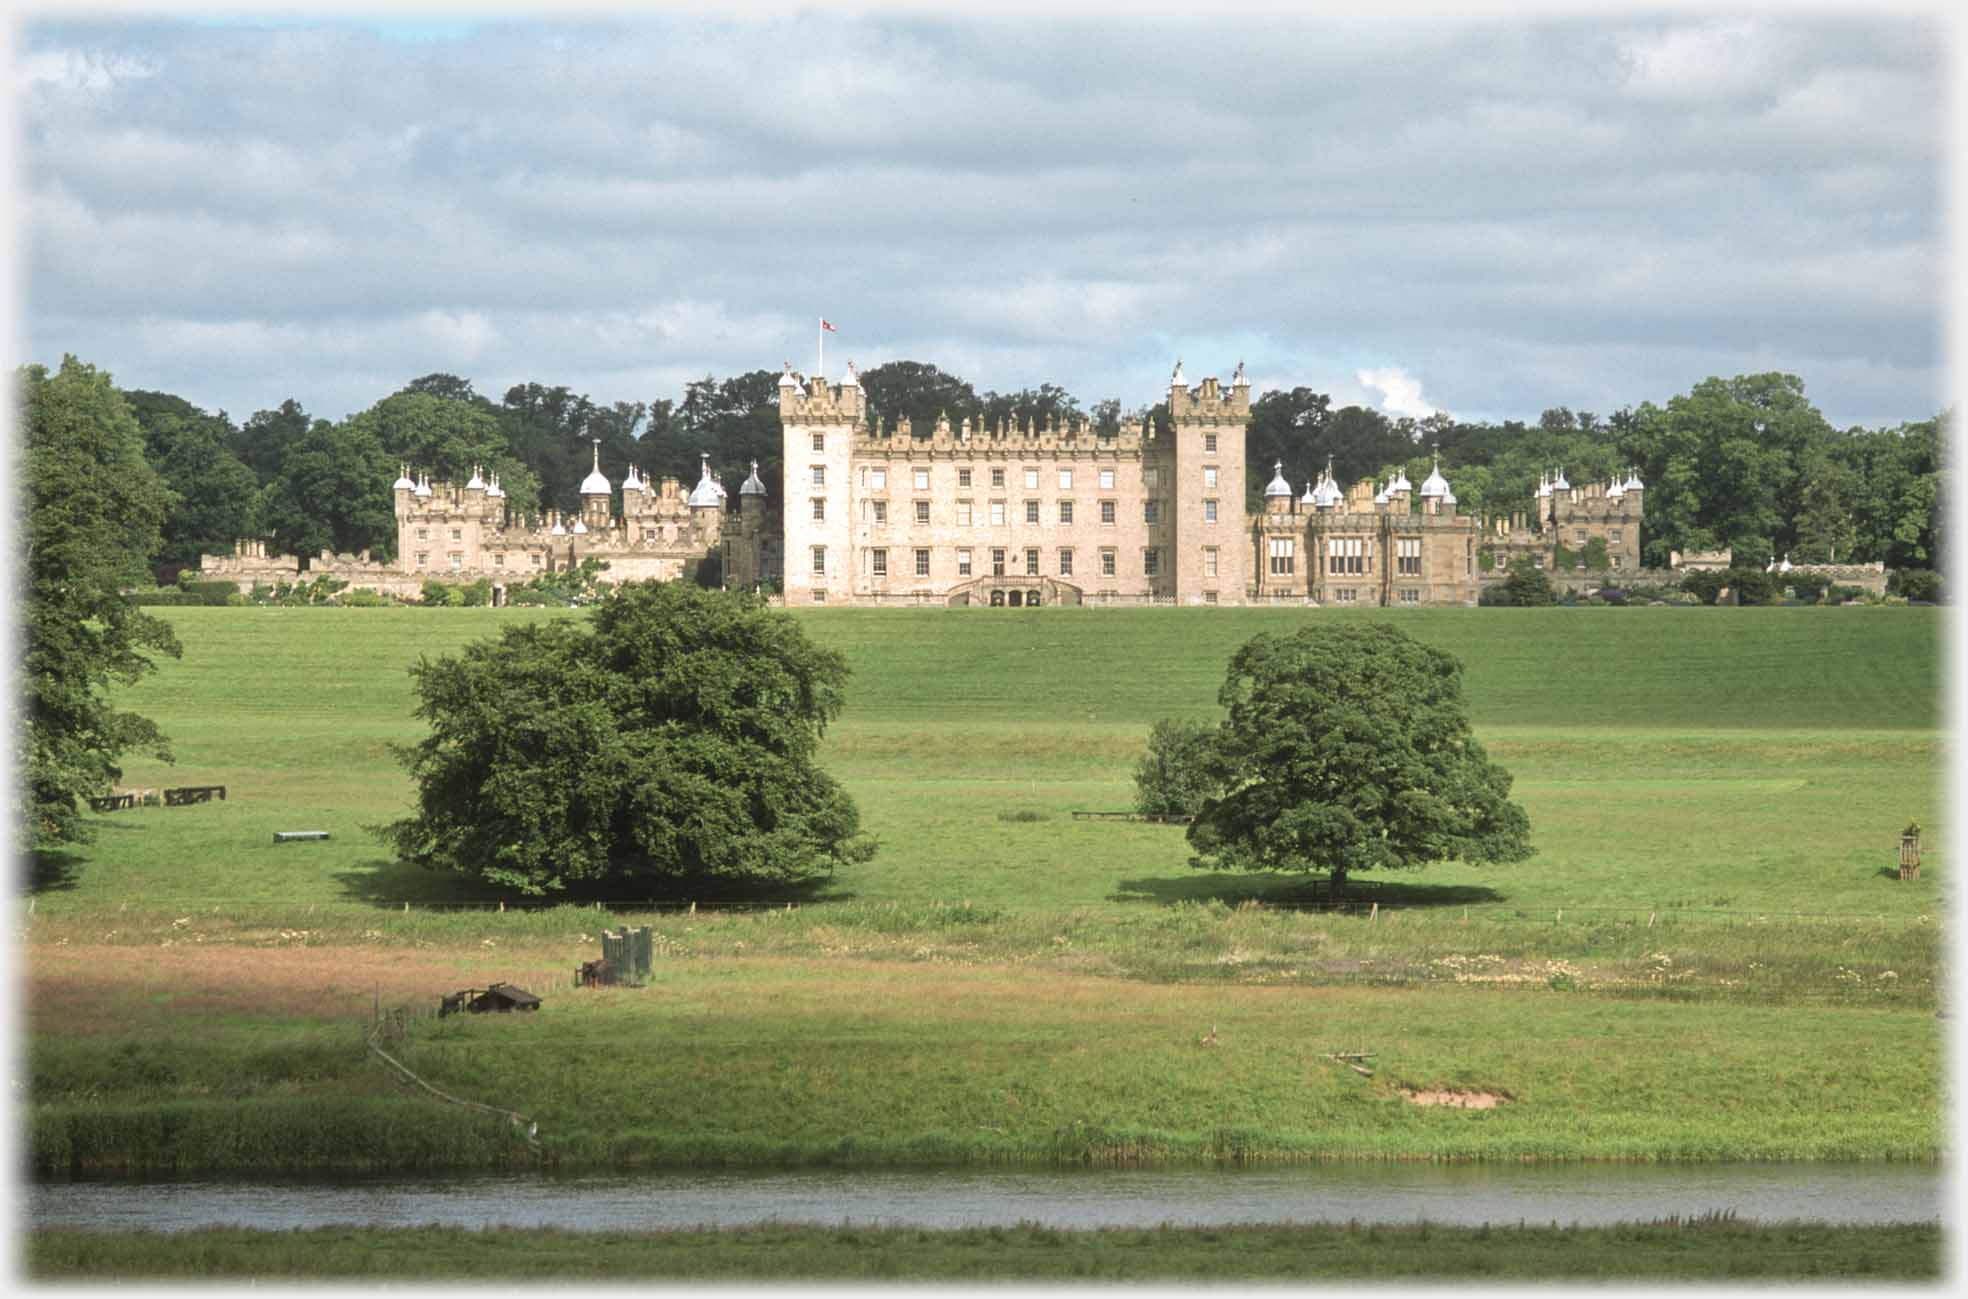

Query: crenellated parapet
left=853, top=414, right=1151, bottom=459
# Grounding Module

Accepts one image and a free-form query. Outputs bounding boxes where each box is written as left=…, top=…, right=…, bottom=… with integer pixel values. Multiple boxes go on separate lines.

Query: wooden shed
left=439, top=982, right=543, bottom=1017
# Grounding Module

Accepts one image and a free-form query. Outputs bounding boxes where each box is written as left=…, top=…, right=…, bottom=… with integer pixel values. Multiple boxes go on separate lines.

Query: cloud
left=1355, top=367, right=1441, bottom=421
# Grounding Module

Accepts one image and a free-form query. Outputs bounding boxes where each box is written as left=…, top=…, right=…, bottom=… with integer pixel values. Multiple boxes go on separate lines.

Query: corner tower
left=1167, top=360, right=1252, bottom=604
left=778, top=362, right=864, bottom=604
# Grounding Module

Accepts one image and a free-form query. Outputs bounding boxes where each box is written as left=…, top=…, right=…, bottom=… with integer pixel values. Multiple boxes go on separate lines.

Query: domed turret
left=739, top=460, right=766, bottom=497
left=778, top=362, right=800, bottom=391
left=579, top=442, right=611, bottom=497
left=1311, top=459, right=1342, bottom=509
left=839, top=361, right=859, bottom=390
left=687, top=455, right=722, bottom=509
left=1373, top=481, right=1390, bottom=506
left=413, top=473, right=432, bottom=499
left=1388, top=465, right=1412, bottom=494
left=1419, top=453, right=1450, bottom=499
left=1553, top=466, right=1570, bottom=491
left=465, top=464, right=486, bottom=491
left=571, top=517, right=588, bottom=535
left=392, top=464, right=415, bottom=492
left=1264, top=461, right=1292, bottom=497
left=1623, top=466, right=1645, bottom=492
left=486, top=472, right=505, bottom=500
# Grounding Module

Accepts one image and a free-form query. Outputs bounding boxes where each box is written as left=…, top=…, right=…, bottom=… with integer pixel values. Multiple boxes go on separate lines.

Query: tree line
left=114, top=361, right=1944, bottom=577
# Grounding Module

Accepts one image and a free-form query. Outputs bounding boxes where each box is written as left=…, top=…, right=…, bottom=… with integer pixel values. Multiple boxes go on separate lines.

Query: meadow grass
left=24, top=1220, right=1943, bottom=1281
left=21, top=604, right=1946, bottom=1173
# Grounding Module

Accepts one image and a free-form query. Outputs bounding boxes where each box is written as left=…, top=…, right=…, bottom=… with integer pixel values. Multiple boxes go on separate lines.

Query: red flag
left=820, top=318, right=837, bottom=332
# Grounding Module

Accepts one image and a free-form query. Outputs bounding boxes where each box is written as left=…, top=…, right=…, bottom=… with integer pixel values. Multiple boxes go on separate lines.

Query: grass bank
left=25, top=1220, right=1944, bottom=1281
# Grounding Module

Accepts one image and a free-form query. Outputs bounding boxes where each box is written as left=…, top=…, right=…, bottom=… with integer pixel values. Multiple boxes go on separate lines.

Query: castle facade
left=202, top=360, right=1645, bottom=606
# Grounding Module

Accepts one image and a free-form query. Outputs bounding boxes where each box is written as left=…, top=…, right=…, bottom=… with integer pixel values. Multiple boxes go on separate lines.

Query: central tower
left=1167, top=360, right=1252, bottom=604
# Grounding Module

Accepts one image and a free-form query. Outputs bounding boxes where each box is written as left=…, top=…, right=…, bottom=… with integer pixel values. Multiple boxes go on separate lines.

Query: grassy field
left=21, top=604, right=1947, bottom=1173
left=26, top=1219, right=1943, bottom=1281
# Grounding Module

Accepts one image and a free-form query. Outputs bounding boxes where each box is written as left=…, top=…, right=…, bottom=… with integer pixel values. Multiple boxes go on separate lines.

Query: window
left=871, top=549, right=888, bottom=578
left=1611, top=555, right=1623, bottom=569
left=1058, top=500, right=1074, bottom=525
left=1059, top=548, right=1074, bottom=577
left=1024, top=468, right=1040, bottom=490
left=1057, top=468, right=1073, bottom=489
left=642, top=527, right=656, bottom=541
left=1396, top=537, right=1422, bottom=576
left=1144, top=500, right=1161, bottom=525
left=812, top=590, right=826, bottom=604
left=871, top=468, right=887, bottom=490
left=990, top=501, right=1007, bottom=526
left=1025, top=548, right=1040, bottom=576
left=417, top=529, right=429, bottom=541
left=445, top=551, right=462, bottom=570
left=1099, top=468, right=1115, bottom=489
left=915, top=548, right=930, bottom=578
left=531, top=553, right=543, bottom=567
left=958, top=468, right=973, bottom=488
left=1268, top=537, right=1296, bottom=576
left=958, top=548, right=973, bottom=576
left=1205, top=591, right=1217, bottom=604
left=1204, top=546, right=1218, bottom=578
left=1334, top=587, right=1358, bottom=603
left=812, top=546, right=827, bottom=575
left=914, top=467, right=930, bottom=491
left=1204, top=499, right=1217, bottom=524
left=1610, top=529, right=1622, bottom=542
left=1025, top=500, right=1040, bottom=524
left=1325, top=537, right=1365, bottom=576
left=992, top=548, right=1006, bottom=577
left=1532, top=555, right=1545, bottom=570
left=872, top=500, right=887, bottom=525
left=1576, top=529, right=1588, bottom=543
left=1204, top=466, right=1218, bottom=489
left=991, top=467, right=1006, bottom=488
left=1143, top=548, right=1161, bottom=578
left=1100, top=500, right=1116, bottom=525
left=811, top=465, right=825, bottom=486
left=1144, top=466, right=1160, bottom=489
left=812, top=432, right=825, bottom=452
left=1205, top=434, right=1217, bottom=453
left=1100, top=549, right=1117, bottom=577
left=415, top=552, right=428, bottom=568
left=956, top=501, right=973, bottom=527
left=812, top=498, right=825, bottom=521
left=915, top=500, right=930, bottom=525
left=450, top=528, right=462, bottom=542
left=494, top=553, right=505, bottom=567
left=1400, top=588, right=1421, bottom=604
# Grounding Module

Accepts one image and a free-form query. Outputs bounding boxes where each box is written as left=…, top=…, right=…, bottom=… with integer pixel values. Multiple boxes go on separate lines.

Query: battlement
left=1167, top=372, right=1252, bottom=422
left=852, top=412, right=1153, bottom=458
left=779, top=375, right=866, bottom=423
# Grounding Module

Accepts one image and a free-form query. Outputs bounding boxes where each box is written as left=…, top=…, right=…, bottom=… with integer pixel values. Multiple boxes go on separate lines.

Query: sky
left=15, top=3, right=1961, bottom=431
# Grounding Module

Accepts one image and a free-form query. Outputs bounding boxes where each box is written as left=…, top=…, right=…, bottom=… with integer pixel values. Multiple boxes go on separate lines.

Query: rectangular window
left=1268, top=537, right=1296, bottom=576
left=1335, top=587, right=1357, bottom=603
left=1325, top=537, right=1365, bottom=576
left=811, top=465, right=825, bottom=486
left=494, top=553, right=505, bottom=567
left=1610, top=529, right=1622, bottom=542
left=991, top=467, right=1006, bottom=488
left=1204, top=499, right=1217, bottom=524
left=1204, top=466, right=1218, bottom=489
left=1397, top=537, right=1422, bottom=576
left=1205, top=434, right=1217, bottom=453
left=1024, top=468, right=1040, bottom=490
left=415, top=552, right=428, bottom=568
left=1025, top=547, right=1040, bottom=576
left=992, top=548, right=1006, bottom=577
left=958, top=468, right=973, bottom=488
left=450, top=528, right=462, bottom=542
left=958, top=548, right=973, bottom=576
left=872, top=500, right=887, bottom=525
left=915, top=500, right=930, bottom=525
left=1025, top=499, right=1040, bottom=524
left=531, top=553, right=542, bottom=567
left=1611, top=555, right=1623, bottom=569
left=1576, top=529, right=1588, bottom=543
left=1057, top=468, right=1073, bottom=490
left=871, top=468, right=887, bottom=490
left=914, top=468, right=930, bottom=491
left=1100, top=500, right=1116, bottom=525
left=870, top=549, right=888, bottom=578
left=1100, top=548, right=1117, bottom=577
left=417, top=529, right=429, bottom=541
left=812, top=546, right=826, bottom=575
left=1059, top=548, right=1074, bottom=577
left=1144, top=500, right=1161, bottom=525
left=990, top=501, right=1007, bottom=526
left=812, top=589, right=826, bottom=604
left=956, top=501, right=973, bottom=527
left=1204, top=546, right=1218, bottom=578
left=915, top=548, right=930, bottom=578
left=812, top=498, right=825, bottom=521
left=1058, top=500, right=1074, bottom=525
left=642, top=527, right=656, bottom=541
left=1144, top=466, right=1160, bottom=489
left=1143, top=548, right=1161, bottom=578
left=1400, top=588, right=1421, bottom=604
left=1205, top=591, right=1217, bottom=604
left=812, top=432, right=825, bottom=452
left=1099, top=468, right=1115, bottom=489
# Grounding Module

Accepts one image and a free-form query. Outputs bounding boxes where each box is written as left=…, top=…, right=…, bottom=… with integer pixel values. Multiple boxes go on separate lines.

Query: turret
left=1263, top=461, right=1293, bottom=515
left=578, top=440, right=612, bottom=529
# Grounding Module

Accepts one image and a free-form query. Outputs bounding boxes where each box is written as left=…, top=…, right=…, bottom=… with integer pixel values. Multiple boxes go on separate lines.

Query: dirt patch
left=1399, top=1087, right=1511, bottom=1109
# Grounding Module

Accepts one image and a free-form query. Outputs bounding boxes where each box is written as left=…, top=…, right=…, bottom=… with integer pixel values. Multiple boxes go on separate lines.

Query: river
left=30, top=1163, right=1942, bottom=1233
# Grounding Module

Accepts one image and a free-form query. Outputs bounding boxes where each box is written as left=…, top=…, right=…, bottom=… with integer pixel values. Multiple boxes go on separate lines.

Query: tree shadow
left=22, top=850, right=84, bottom=894
left=334, top=858, right=856, bottom=911
left=1110, top=873, right=1504, bottom=909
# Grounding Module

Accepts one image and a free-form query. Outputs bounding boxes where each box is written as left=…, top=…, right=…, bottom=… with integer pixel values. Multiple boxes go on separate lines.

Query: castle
left=202, top=360, right=1650, bottom=606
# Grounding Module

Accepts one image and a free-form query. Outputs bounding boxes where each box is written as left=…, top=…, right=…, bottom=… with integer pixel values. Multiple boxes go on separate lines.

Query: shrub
left=1727, top=567, right=1780, bottom=606
left=1828, top=584, right=1867, bottom=604
left=1133, top=719, right=1230, bottom=820
left=1580, top=537, right=1611, bottom=571
left=1890, top=569, right=1940, bottom=603
left=1786, top=572, right=1833, bottom=604
left=1679, top=570, right=1729, bottom=605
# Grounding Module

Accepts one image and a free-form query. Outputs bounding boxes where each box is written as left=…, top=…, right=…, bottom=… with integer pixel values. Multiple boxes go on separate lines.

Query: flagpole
left=817, top=318, right=823, bottom=381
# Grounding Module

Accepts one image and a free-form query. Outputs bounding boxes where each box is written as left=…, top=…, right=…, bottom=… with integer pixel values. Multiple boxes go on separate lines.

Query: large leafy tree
left=257, top=415, right=400, bottom=560
left=19, top=357, right=182, bottom=847
left=123, top=389, right=261, bottom=568
left=1185, top=624, right=1531, bottom=893
left=382, top=582, right=871, bottom=895
left=858, top=360, right=981, bottom=438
